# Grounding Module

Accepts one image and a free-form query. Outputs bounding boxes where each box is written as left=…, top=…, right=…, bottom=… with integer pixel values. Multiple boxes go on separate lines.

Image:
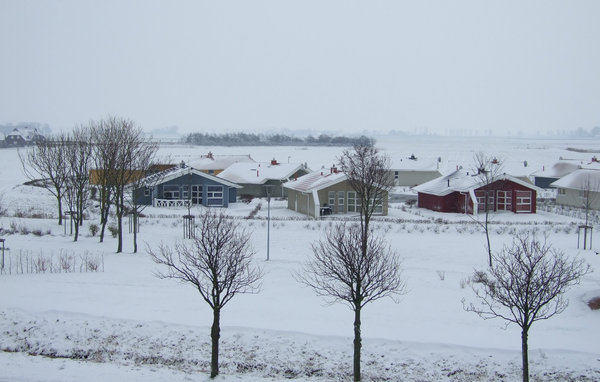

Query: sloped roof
left=391, top=157, right=442, bottom=172
left=413, top=168, right=541, bottom=196
left=532, top=160, right=600, bottom=178
left=186, top=154, right=255, bottom=171
left=550, top=169, right=600, bottom=191
left=283, top=169, right=347, bottom=192
left=138, top=165, right=242, bottom=188
left=218, top=162, right=308, bottom=185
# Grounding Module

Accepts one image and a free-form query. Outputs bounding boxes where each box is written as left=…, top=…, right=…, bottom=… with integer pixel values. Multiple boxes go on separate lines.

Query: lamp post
left=264, top=185, right=273, bottom=261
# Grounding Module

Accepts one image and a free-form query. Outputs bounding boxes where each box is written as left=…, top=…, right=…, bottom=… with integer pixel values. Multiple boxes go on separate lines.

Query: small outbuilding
left=414, top=169, right=541, bottom=214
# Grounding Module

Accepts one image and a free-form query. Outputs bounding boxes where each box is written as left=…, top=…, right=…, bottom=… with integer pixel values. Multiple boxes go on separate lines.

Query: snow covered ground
left=1, top=136, right=600, bottom=381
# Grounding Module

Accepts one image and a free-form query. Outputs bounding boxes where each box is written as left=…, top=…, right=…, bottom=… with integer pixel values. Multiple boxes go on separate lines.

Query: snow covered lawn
left=1, top=138, right=600, bottom=380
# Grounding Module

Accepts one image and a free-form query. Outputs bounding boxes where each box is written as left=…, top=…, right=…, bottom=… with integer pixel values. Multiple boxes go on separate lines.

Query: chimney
left=447, top=178, right=450, bottom=187
left=331, top=165, right=338, bottom=174
left=207, top=151, right=214, bottom=159
left=180, top=160, right=185, bottom=169
left=257, top=169, right=259, bottom=177
left=271, top=158, right=279, bottom=165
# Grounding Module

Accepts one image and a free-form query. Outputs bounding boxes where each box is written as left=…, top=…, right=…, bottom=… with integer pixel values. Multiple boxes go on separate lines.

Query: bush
left=89, top=223, right=99, bottom=237
left=108, top=225, right=118, bottom=238
left=588, top=297, right=600, bottom=310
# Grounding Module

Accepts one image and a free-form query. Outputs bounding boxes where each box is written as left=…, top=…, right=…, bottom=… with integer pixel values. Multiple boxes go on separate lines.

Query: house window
left=207, top=185, right=223, bottom=205
left=163, top=185, right=180, bottom=199
left=208, top=170, right=215, bottom=175
left=144, top=187, right=151, bottom=197
left=338, top=191, right=345, bottom=213
left=192, top=185, right=202, bottom=204
left=348, top=191, right=357, bottom=212
left=181, top=185, right=189, bottom=199
left=558, top=188, right=566, bottom=195
left=394, top=171, right=399, bottom=180
left=372, top=197, right=383, bottom=214
left=515, top=190, right=532, bottom=212
left=476, top=190, right=494, bottom=212
left=328, top=191, right=335, bottom=211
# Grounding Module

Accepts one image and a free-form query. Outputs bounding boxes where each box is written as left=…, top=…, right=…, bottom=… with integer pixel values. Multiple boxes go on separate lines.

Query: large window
left=337, top=191, right=345, bottom=213
left=475, top=190, right=494, bottom=212
left=328, top=191, right=335, bottom=212
left=515, top=190, right=532, bottom=212
left=192, top=185, right=202, bottom=204
left=347, top=191, right=357, bottom=212
left=372, top=197, right=383, bottom=214
left=207, top=185, right=223, bottom=206
left=163, top=185, right=180, bottom=199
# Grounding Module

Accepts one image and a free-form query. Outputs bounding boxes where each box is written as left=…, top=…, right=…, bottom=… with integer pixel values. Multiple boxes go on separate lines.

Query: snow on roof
left=283, top=168, right=347, bottom=192
left=137, top=165, right=241, bottom=188
left=186, top=153, right=255, bottom=171
left=391, top=157, right=442, bottom=172
left=218, top=161, right=308, bottom=185
left=532, top=159, right=600, bottom=178
left=413, top=168, right=540, bottom=196
left=550, top=169, right=600, bottom=191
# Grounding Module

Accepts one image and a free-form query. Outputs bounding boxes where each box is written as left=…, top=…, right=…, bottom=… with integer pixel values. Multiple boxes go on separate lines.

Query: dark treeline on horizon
left=182, top=132, right=375, bottom=147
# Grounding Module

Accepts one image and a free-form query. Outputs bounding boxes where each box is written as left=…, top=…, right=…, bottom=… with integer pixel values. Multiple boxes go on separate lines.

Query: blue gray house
left=133, top=163, right=242, bottom=208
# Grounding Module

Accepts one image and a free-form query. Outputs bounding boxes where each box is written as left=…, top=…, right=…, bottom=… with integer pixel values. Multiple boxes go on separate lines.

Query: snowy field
left=1, top=135, right=600, bottom=381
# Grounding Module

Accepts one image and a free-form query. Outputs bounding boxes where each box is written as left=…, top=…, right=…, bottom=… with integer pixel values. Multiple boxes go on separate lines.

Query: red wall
left=418, top=179, right=536, bottom=214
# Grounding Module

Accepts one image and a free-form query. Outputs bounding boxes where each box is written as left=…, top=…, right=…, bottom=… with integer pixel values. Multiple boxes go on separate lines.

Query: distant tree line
left=182, top=132, right=375, bottom=147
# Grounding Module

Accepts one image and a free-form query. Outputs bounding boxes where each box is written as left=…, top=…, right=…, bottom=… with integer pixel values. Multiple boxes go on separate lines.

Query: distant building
left=283, top=167, right=389, bottom=218
left=218, top=158, right=310, bottom=198
left=550, top=169, right=600, bottom=210
left=132, top=163, right=242, bottom=208
left=185, top=152, right=255, bottom=176
left=390, top=155, right=442, bottom=187
left=5, top=127, right=45, bottom=146
left=414, top=169, right=541, bottom=214
left=531, top=160, right=593, bottom=189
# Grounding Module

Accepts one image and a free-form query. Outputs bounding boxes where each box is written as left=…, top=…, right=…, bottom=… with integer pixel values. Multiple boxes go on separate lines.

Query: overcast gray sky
left=1, top=1, right=599, bottom=136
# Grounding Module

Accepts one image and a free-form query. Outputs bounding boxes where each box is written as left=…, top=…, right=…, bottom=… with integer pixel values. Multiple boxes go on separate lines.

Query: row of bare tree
left=151, top=145, right=590, bottom=382
left=20, top=116, right=158, bottom=253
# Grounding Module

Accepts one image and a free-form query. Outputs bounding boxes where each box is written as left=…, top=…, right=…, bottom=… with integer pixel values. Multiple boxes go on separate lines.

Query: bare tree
left=149, top=210, right=262, bottom=378
left=338, top=144, right=394, bottom=241
left=471, top=152, right=504, bottom=267
left=63, top=126, right=93, bottom=242
left=464, top=233, right=590, bottom=382
left=297, top=222, right=405, bottom=382
left=19, top=133, right=70, bottom=225
left=90, top=118, right=122, bottom=243
left=574, top=173, right=600, bottom=249
left=123, top=141, right=159, bottom=253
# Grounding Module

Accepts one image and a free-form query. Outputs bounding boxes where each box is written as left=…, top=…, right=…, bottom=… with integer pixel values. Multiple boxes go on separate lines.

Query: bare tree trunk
left=99, top=204, right=109, bottom=243
left=57, top=194, right=63, bottom=225
left=353, top=306, right=362, bottom=382
left=521, top=327, right=529, bottom=382
left=211, top=307, right=221, bottom=378
left=133, top=215, right=138, bottom=253
left=117, top=212, right=123, bottom=253
left=485, top=211, right=492, bottom=267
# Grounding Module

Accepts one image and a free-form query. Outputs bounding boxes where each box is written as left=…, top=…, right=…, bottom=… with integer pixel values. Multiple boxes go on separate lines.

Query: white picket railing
left=153, top=199, right=191, bottom=208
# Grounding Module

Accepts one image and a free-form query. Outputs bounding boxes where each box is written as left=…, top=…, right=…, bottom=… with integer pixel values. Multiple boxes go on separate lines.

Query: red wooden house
left=413, top=169, right=541, bottom=214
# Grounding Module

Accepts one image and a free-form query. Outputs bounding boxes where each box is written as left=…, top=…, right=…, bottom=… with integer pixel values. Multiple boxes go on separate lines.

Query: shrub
left=108, top=225, right=118, bottom=238
left=436, top=270, right=445, bottom=281
left=588, top=297, right=600, bottom=310
left=89, top=223, right=99, bottom=237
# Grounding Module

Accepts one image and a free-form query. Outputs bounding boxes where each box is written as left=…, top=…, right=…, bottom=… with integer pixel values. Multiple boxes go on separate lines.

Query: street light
left=264, top=185, right=274, bottom=261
